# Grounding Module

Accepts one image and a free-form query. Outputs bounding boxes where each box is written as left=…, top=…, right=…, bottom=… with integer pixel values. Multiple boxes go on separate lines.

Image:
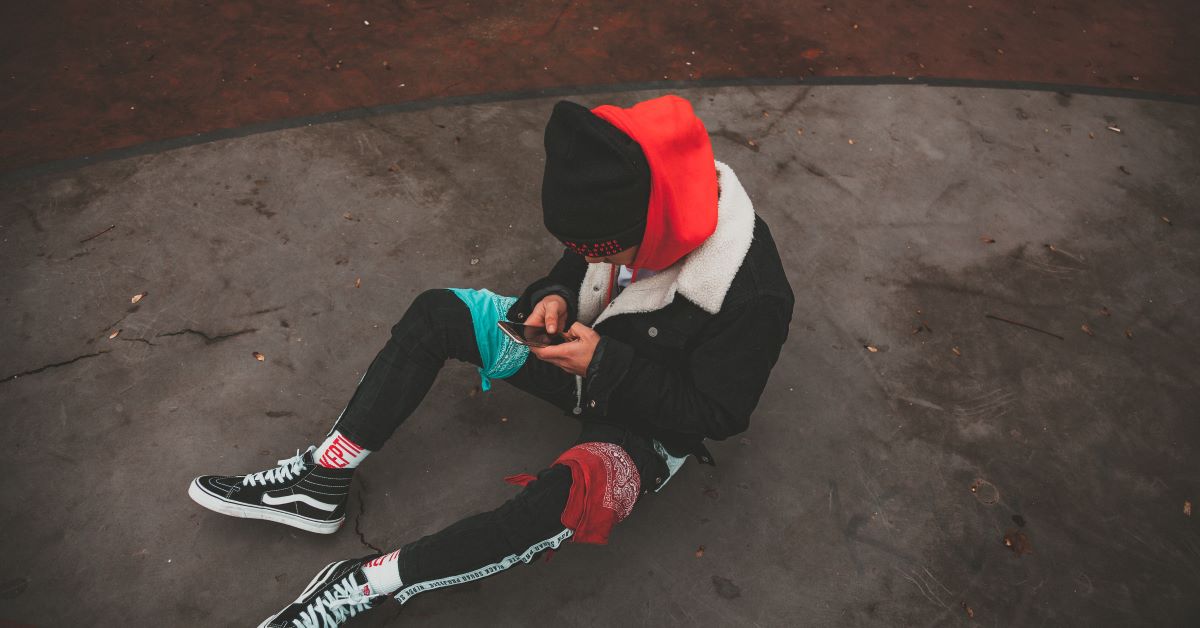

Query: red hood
left=591, top=96, right=718, bottom=271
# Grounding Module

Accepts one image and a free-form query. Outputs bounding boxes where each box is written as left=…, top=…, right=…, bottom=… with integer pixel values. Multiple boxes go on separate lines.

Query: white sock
left=361, top=550, right=404, bottom=595
left=313, top=430, right=370, bottom=469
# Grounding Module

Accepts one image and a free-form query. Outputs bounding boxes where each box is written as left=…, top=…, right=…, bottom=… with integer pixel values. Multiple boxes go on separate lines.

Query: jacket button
left=593, top=286, right=601, bottom=292
left=647, top=326, right=658, bottom=338
left=654, top=476, right=662, bottom=484
left=517, top=312, right=525, bottom=320
left=588, top=400, right=597, bottom=408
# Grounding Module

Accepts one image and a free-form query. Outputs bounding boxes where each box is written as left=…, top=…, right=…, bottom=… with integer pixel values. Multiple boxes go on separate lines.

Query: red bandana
left=505, top=442, right=641, bottom=545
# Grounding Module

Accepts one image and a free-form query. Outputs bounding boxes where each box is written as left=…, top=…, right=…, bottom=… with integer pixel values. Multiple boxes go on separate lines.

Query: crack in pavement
left=353, top=479, right=384, bottom=554
left=118, top=337, right=157, bottom=346
left=2, top=350, right=110, bottom=385
left=155, top=327, right=257, bottom=344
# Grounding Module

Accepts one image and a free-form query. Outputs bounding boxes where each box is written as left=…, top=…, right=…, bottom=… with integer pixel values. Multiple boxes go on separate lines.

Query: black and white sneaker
left=188, top=446, right=353, bottom=534
left=259, top=556, right=387, bottom=628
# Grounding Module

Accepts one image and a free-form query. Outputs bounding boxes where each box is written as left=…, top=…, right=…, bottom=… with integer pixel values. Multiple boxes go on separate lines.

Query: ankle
left=314, top=431, right=370, bottom=469
left=362, top=550, right=404, bottom=595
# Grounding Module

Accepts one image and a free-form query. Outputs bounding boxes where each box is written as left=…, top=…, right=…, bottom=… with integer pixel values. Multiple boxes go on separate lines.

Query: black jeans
left=333, top=289, right=666, bottom=597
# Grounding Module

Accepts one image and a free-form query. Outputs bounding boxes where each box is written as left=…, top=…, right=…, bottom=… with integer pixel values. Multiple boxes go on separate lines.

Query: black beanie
left=541, top=100, right=651, bottom=258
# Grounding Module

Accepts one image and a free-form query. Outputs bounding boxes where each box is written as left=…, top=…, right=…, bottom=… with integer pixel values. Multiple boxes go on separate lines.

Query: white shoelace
left=293, top=572, right=376, bottom=628
left=242, top=448, right=309, bottom=487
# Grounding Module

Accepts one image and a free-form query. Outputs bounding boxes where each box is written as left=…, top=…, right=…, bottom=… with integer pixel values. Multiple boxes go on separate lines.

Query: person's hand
left=525, top=294, right=568, bottom=334
left=530, top=322, right=600, bottom=376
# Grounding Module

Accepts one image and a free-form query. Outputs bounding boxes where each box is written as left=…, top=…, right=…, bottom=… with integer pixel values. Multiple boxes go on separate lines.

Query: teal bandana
left=448, top=288, right=531, bottom=391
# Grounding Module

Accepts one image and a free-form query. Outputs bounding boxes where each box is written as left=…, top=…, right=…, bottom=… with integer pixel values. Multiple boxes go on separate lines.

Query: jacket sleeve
left=583, top=296, right=791, bottom=440
left=505, top=248, right=588, bottom=325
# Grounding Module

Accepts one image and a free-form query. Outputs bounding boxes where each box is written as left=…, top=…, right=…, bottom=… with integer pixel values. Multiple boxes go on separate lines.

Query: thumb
left=545, top=310, right=558, bottom=334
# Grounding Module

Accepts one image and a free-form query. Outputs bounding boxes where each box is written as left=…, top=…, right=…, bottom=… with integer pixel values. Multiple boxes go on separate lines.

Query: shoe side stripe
left=262, top=493, right=338, bottom=512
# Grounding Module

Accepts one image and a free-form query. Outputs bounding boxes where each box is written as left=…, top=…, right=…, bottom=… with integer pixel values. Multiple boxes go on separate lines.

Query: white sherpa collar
left=577, top=161, right=756, bottom=326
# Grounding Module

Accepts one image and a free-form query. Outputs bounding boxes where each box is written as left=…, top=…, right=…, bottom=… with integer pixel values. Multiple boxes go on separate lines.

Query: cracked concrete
left=1, top=351, right=110, bottom=385
left=155, top=327, right=258, bottom=345
left=0, top=85, right=1198, bottom=626
left=353, top=480, right=384, bottom=555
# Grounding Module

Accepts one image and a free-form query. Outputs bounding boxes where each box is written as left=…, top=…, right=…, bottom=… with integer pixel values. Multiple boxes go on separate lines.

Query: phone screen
left=497, top=321, right=570, bottom=347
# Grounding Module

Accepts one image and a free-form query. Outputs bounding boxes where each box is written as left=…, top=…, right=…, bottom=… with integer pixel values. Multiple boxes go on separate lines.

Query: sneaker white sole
left=188, top=479, right=344, bottom=535
left=258, top=560, right=344, bottom=628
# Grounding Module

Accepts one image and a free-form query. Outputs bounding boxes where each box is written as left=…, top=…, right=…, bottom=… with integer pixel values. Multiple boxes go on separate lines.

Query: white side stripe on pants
left=392, top=527, right=574, bottom=605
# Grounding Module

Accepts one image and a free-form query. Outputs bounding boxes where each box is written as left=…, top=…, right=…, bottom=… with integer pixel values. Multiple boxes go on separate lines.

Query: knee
left=499, top=466, right=573, bottom=537
left=391, top=289, right=455, bottom=336
left=409, top=289, right=456, bottom=320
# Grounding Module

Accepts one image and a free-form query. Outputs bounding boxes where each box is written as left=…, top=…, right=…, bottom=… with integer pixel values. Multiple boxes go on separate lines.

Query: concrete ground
left=1, top=84, right=1198, bottom=626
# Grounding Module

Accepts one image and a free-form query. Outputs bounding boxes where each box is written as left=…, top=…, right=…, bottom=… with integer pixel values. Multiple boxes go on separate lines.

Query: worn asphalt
left=1, top=82, right=1197, bottom=625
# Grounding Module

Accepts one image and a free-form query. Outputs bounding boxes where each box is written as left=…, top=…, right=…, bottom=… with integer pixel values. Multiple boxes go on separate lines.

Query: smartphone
left=497, top=321, right=570, bottom=348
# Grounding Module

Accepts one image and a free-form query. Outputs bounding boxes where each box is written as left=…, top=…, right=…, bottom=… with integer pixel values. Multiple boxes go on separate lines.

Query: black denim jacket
left=507, top=215, right=795, bottom=465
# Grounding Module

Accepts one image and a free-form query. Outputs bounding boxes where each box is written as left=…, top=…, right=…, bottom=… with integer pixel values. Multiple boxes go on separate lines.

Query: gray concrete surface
left=1, top=85, right=1198, bottom=626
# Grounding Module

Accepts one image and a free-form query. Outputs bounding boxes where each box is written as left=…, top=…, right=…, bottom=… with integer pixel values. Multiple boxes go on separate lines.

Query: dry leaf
left=1099, top=307, right=1111, bottom=317
left=1185, top=500, right=1192, bottom=517
left=965, top=605, right=975, bottom=619
left=1081, top=323, right=1094, bottom=336
left=980, top=236, right=996, bottom=244
left=1161, top=216, right=1172, bottom=225
left=866, top=345, right=879, bottom=353
left=343, top=212, right=353, bottom=220
left=387, top=163, right=400, bottom=172
left=354, top=277, right=362, bottom=289
left=952, top=346, right=962, bottom=356
left=253, top=352, right=265, bottom=362
left=747, top=139, right=757, bottom=147
left=847, top=138, right=856, bottom=145
left=1106, top=125, right=1122, bottom=133
left=695, top=545, right=706, bottom=558
left=500, top=416, right=508, bottom=423
left=470, top=258, right=480, bottom=265
left=108, top=330, right=120, bottom=339
left=796, top=128, right=805, bottom=136
left=1002, top=529, right=1033, bottom=556
left=1088, top=132, right=1095, bottom=139
left=131, top=291, right=147, bottom=304
left=1124, top=328, right=1133, bottom=339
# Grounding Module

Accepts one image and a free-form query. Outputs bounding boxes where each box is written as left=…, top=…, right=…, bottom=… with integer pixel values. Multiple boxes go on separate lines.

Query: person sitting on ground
left=187, top=94, right=795, bottom=627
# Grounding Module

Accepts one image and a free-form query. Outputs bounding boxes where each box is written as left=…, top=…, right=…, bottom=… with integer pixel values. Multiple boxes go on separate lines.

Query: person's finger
left=568, top=322, right=597, bottom=341
left=545, top=308, right=558, bottom=335
left=534, top=342, right=572, bottom=359
left=526, top=301, right=545, bottom=327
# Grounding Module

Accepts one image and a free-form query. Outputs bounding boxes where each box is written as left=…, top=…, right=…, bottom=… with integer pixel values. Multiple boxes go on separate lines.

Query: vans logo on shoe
left=261, top=493, right=337, bottom=512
